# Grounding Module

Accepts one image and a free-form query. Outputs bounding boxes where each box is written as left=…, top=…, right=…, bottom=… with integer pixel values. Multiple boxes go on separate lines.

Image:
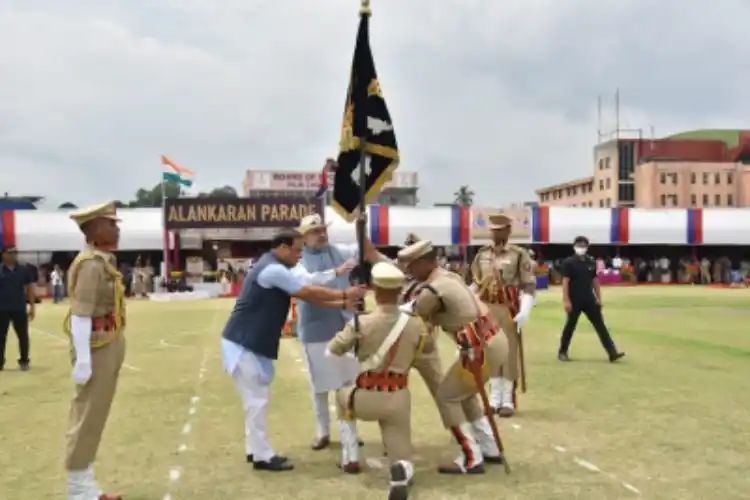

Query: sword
left=459, top=337, right=511, bottom=474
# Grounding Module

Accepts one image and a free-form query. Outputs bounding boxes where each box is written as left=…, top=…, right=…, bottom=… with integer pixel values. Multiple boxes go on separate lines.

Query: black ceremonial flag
left=332, top=4, right=399, bottom=221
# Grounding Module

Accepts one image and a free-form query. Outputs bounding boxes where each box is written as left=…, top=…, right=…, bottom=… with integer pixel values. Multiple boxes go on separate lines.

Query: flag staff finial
left=360, top=0, right=371, bottom=16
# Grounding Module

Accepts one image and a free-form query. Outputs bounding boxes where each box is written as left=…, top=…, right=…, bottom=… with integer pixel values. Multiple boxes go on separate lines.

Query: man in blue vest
left=296, top=213, right=385, bottom=451
left=221, top=229, right=367, bottom=472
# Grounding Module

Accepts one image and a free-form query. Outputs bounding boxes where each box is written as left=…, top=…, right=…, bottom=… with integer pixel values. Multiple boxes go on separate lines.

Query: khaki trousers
left=65, top=335, right=126, bottom=471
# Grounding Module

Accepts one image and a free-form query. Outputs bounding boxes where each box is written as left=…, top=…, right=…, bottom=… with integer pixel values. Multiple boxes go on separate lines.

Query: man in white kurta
left=296, top=213, right=384, bottom=450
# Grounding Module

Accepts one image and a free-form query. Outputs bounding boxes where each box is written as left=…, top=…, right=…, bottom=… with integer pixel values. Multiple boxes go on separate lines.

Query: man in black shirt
left=559, top=236, right=624, bottom=363
left=0, top=246, right=35, bottom=371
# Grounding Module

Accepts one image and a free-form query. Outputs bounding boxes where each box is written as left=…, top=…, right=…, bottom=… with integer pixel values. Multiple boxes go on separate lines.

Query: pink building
left=536, top=129, right=750, bottom=208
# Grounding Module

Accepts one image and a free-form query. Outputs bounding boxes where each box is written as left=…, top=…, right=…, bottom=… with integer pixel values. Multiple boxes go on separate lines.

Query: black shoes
left=558, top=352, right=625, bottom=363
left=609, top=352, right=625, bottom=363
left=18, top=360, right=30, bottom=371
left=249, top=455, right=294, bottom=472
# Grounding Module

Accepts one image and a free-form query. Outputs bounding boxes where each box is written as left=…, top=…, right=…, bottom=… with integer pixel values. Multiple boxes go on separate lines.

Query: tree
left=127, top=181, right=183, bottom=207
left=126, top=182, right=239, bottom=207
left=197, top=185, right=238, bottom=198
left=58, top=202, right=78, bottom=209
left=453, top=185, right=475, bottom=206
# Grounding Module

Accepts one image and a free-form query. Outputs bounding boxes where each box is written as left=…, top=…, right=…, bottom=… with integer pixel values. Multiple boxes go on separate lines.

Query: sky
left=2, top=0, right=750, bottom=209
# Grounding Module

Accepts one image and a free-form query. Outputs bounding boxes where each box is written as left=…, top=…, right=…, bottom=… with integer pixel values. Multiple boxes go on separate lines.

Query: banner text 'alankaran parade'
left=164, top=197, right=324, bottom=230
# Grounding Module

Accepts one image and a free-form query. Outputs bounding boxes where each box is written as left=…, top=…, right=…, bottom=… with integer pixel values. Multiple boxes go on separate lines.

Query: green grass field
left=1, top=287, right=749, bottom=500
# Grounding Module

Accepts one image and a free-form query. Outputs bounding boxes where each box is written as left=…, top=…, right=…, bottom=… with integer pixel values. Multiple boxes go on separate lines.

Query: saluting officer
left=63, top=201, right=127, bottom=500
left=470, top=213, right=536, bottom=417
left=327, top=262, right=432, bottom=500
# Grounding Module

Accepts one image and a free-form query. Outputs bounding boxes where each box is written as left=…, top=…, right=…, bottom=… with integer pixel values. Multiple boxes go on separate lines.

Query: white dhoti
left=302, top=341, right=359, bottom=392
left=302, top=341, right=359, bottom=440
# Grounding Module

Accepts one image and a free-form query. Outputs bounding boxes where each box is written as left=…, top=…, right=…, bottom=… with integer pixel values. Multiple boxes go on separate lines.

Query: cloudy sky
left=2, top=0, right=750, bottom=208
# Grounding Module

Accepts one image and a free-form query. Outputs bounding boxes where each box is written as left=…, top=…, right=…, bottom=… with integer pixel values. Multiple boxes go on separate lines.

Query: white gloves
left=72, top=361, right=92, bottom=385
left=399, top=300, right=415, bottom=314
left=70, top=315, right=93, bottom=385
left=513, top=293, right=535, bottom=328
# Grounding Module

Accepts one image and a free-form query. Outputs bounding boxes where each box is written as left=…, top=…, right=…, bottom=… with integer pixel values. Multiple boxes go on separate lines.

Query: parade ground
left=2, top=287, right=749, bottom=500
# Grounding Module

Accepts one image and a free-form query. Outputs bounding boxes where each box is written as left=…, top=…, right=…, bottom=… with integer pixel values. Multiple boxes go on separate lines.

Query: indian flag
left=161, top=155, right=195, bottom=187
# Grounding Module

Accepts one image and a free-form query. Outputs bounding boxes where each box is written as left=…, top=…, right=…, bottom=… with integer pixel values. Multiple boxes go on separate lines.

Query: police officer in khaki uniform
left=327, top=262, right=432, bottom=500
left=399, top=240, right=508, bottom=475
left=398, top=235, right=447, bottom=425
left=470, top=214, right=536, bottom=418
left=63, top=201, right=126, bottom=500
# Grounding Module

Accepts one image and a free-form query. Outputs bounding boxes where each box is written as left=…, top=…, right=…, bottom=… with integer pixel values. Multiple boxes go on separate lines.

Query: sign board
left=472, top=206, right=532, bottom=241
left=164, top=197, right=323, bottom=230
left=244, top=170, right=417, bottom=191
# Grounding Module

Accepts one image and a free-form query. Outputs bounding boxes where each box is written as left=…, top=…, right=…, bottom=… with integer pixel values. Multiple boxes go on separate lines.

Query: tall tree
left=453, top=185, right=475, bottom=206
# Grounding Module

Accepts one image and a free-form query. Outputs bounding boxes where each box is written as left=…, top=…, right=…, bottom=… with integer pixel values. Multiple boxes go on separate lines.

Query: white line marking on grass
left=551, top=444, right=640, bottom=495
left=162, top=306, right=222, bottom=500
left=123, top=363, right=141, bottom=372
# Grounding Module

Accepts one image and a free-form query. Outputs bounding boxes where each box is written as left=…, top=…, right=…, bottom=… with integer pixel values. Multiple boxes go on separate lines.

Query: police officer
left=64, top=201, right=127, bottom=500
left=328, top=262, right=432, bottom=500
left=559, top=236, right=625, bottom=362
left=470, top=214, right=536, bottom=418
left=399, top=240, right=507, bottom=475
left=0, top=245, right=35, bottom=371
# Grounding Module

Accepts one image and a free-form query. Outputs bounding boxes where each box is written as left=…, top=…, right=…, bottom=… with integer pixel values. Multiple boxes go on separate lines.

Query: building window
left=598, top=159, right=604, bottom=170
left=660, top=173, right=666, bottom=184
left=672, top=173, right=678, bottom=185
left=703, top=173, right=709, bottom=184
left=690, top=194, right=697, bottom=206
left=703, top=194, right=709, bottom=205
left=690, top=172, right=696, bottom=184
left=714, top=173, right=720, bottom=184
left=605, top=158, right=611, bottom=169
left=727, top=173, right=733, bottom=184
left=605, top=178, right=611, bottom=189
left=728, top=194, right=734, bottom=206
left=672, top=195, right=678, bottom=206
left=599, top=179, right=604, bottom=190
left=605, top=198, right=611, bottom=207
left=599, top=199, right=604, bottom=207
left=715, top=194, right=721, bottom=205
left=660, top=194, right=666, bottom=206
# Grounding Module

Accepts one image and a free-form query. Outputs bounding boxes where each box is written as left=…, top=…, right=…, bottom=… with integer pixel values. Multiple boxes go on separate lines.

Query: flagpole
left=353, top=0, right=372, bottom=333
left=161, top=176, right=170, bottom=279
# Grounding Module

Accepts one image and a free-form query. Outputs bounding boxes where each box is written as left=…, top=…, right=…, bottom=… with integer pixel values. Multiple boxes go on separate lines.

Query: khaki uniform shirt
left=472, top=244, right=537, bottom=295
left=68, top=248, right=117, bottom=318
left=328, top=304, right=433, bottom=374
left=412, top=268, right=488, bottom=334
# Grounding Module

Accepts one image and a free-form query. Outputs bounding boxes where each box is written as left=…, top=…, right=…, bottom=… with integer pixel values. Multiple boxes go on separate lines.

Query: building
left=242, top=169, right=418, bottom=206
left=536, top=129, right=750, bottom=208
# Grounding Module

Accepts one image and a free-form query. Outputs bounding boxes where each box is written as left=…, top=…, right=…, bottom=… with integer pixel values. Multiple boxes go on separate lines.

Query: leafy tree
left=126, top=182, right=239, bottom=207
left=453, top=185, right=475, bottom=206
left=197, top=185, right=238, bottom=198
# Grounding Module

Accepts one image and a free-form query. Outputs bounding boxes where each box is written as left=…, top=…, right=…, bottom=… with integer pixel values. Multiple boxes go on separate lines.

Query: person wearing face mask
left=559, top=236, right=625, bottom=363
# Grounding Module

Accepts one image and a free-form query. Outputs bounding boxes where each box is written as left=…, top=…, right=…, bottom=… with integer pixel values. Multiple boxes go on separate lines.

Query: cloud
left=1, top=0, right=750, bottom=208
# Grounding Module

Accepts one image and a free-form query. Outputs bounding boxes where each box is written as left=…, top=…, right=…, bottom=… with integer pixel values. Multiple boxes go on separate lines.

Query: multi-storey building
left=536, top=129, right=750, bottom=208
left=242, top=169, right=418, bottom=206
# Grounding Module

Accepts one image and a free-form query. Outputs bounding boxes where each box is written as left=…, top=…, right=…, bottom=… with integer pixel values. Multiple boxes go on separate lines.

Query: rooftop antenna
left=596, top=94, right=602, bottom=143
